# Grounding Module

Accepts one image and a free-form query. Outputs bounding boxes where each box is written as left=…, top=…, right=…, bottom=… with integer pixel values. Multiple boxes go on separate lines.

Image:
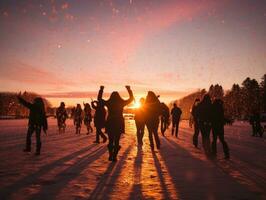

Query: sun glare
left=132, top=101, right=141, bottom=109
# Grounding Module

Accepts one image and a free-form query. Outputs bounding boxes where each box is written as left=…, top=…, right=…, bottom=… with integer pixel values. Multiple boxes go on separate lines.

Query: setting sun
left=131, top=101, right=141, bottom=109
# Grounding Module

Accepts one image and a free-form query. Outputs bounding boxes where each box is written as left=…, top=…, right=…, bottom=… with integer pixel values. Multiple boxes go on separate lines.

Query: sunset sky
left=0, top=0, right=265, bottom=106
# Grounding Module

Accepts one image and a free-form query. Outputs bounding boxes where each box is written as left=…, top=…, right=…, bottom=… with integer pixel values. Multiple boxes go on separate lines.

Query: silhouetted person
left=171, top=103, right=182, bottom=137
left=134, top=98, right=146, bottom=146
left=250, top=112, right=263, bottom=137
left=56, top=102, right=68, bottom=133
left=84, top=103, right=93, bottom=134
left=211, top=99, right=230, bottom=159
left=17, top=95, right=47, bottom=155
left=74, top=104, right=83, bottom=134
left=91, top=100, right=107, bottom=143
left=160, top=102, right=170, bottom=136
left=144, top=91, right=161, bottom=150
left=98, top=85, right=134, bottom=161
left=191, top=98, right=200, bottom=148
left=198, top=94, right=212, bottom=156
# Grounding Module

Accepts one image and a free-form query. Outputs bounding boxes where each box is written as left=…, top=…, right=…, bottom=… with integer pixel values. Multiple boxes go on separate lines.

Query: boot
left=112, top=145, right=121, bottom=162
left=36, top=143, right=41, bottom=156
left=108, top=144, right=114, bottom=161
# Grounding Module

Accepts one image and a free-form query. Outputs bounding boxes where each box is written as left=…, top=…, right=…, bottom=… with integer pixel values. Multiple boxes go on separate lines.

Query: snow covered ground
left=0, top=119, right=265, bottom=200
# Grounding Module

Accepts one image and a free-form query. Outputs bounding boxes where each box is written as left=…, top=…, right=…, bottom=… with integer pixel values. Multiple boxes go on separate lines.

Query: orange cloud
left=0, top=61, right=74, bottom=87
left=103, top=1, right=225, bottom=65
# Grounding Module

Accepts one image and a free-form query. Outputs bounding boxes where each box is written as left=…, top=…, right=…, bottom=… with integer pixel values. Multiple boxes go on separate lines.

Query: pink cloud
left=0, top=61, right=74, bottom=88
left=102, top=1, right=226, bottom=64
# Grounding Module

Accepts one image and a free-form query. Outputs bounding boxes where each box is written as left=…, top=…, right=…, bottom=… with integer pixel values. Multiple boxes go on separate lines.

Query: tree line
left=0, top=91, right=52, bottom=118
left=1, top=74, right=265, bottom=120
left=176, top=74, right=266, bottom=120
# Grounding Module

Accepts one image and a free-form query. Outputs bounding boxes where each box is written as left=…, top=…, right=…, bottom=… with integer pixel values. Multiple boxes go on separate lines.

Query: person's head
left=173, top=103, right=177, bottom=108
left=60, top=102, right=65, bottom=108
left=109, top=91, right=123, bottom=102
left=76, top=104, right=81, bottom=110
left=34, top=97, right=45, bottom=112
left=84, top=103, right=91, bottom=110
left=202, top=94, right=211, bottom=105
left=146, top=91, right=159, bottom=104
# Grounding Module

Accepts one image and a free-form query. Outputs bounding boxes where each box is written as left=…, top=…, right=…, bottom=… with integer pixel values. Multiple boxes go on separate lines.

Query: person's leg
left=153, top=130, right=161, bottom=150
left=86, top=124, right=89, bottom=134
left=259, top=125, right=263, bottom=137
left=79, top=120, right=82, bottom=134
left=89, top=122, right=93, bottom=133
left=75, top=121, right=78, bottom=134
left=193, top=122, right=200, bottom=147
left=62, top=120, right=66, bottom=133
left=140, top=123, right=145, bottom=145
left=160, top=118, right=163, bottom=136
left=218, top=126, right=230, bottom=159
left=175, top=119, right=180, bottom=137
left=205, top=124, right=211, bottom=155
left=161, top=118, right=166, bottom=136
left=99, top=128, right=107, bottom=143
left=147, top=125, right=154, bottom=150
left=136, top=121, right=141, bottom=145
left=255, top=123, right=260, bottom=137
left=57, top=119, right=60, bottom=132
left=172, top=120, right=176, bottom=136
left=163, top=119, right=167, bottom=135
left=24, top=125, right=34, bottom=152
left=35, top=126, right=42, bottom=155
left=200, top=123, right=209, bottom=155
left=76, top=125, right=79, bottom=134
left=252, top=124, right=256, bottom=136
left=113, top=132, right=122, bottom=161
left=94, top=127, right=100, bottom=143
left=211, top=127, right=218, bottom=156
left=107, top=132, right=114, bottom=161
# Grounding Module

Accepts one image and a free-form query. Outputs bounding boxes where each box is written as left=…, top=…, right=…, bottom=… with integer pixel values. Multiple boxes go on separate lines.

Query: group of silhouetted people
left=190, top=94, right=230, bottom=159
left=18, top=87, right=265, bottom=160
left=133, top=93, right=183, bottom=152
left=17, top=86, right=183, bottom=160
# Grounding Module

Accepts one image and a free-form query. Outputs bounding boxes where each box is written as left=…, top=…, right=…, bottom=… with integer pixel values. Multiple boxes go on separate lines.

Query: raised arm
left=123, top=85, right=134, bottom=106
left=97, top=86, right=107, bottom=105
left=17, top=96, right=33, bottom=109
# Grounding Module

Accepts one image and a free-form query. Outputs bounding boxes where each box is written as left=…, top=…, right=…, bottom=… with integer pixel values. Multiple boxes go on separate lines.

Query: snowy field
left=0, top=119, right=265, bottom=200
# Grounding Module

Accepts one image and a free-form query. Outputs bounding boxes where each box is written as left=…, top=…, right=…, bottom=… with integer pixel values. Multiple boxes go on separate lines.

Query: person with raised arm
left=98, top=85, right=134, bottom=161
left=17, top=94, right=47, bottom=155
